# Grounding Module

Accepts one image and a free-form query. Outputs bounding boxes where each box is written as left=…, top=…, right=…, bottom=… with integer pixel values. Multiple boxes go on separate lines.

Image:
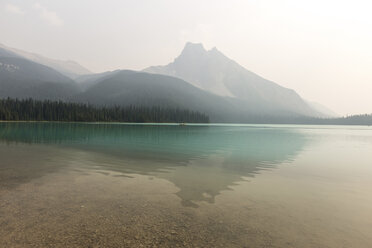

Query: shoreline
left=0, top=120, right=371, bottom=128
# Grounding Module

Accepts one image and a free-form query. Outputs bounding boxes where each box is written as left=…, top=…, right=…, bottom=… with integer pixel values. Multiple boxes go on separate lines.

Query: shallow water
left=0, top=122, right=372, bottom=247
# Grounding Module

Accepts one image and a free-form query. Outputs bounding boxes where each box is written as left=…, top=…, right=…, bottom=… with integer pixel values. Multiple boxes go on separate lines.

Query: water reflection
left=0, top=122, right=308, bottom=206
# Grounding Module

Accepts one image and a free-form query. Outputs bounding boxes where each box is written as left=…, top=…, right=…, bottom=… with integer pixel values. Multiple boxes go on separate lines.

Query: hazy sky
left=1, top=0, right=371, bottom=115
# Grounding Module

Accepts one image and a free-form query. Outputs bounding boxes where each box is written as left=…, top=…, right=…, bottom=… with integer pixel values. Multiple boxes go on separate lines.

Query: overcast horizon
left=1, top=0, right=371, bottom=115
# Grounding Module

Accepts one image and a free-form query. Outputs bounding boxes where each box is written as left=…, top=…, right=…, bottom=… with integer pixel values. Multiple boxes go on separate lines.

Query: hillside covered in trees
left=0, top=98, right=210, bottom=123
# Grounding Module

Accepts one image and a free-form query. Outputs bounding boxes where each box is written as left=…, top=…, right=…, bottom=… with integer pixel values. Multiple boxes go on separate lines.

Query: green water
left=0, top=122, right=372, bottom=247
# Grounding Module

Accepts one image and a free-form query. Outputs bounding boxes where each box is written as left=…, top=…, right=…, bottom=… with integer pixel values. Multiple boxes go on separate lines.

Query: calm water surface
left=0, top=122, right=372, bottom=247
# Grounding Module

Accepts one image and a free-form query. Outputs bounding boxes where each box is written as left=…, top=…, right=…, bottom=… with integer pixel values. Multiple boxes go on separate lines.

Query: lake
left=0, top=122, right=372, bottom=247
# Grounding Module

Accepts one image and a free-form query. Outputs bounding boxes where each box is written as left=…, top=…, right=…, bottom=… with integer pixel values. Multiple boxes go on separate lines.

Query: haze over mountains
left=0, top=43, right=91, bottom=78
left=0, top=42, right=335, bottom=122
left=0, top=47, right=79, bottom=100
left=145, top=42, right=323, bottom=117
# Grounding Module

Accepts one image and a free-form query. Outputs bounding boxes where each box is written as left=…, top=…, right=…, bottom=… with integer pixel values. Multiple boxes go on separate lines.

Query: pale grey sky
left=1, top=0, right=371, bottom=115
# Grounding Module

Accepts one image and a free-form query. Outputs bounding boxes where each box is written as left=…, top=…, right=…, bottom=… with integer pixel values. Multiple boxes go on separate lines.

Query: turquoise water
left=0, top=122, right=372, bottom=247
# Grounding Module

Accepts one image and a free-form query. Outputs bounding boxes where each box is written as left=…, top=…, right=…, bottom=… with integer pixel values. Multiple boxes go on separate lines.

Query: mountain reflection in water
left=0, top=122, right=308, bottom=206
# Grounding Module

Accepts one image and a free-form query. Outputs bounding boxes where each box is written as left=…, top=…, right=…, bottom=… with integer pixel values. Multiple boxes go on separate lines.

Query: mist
left=1, top=0, right=372, bottom=115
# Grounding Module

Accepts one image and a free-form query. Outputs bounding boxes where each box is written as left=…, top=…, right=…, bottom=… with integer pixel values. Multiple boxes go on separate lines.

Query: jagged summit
left=177, top=42, right=208, bottom=61
left=183, top=42, right=206, bottom=52
left=174, top=43, right=230, bottom=68
left=143, top=42, right=324, bottom=117
left=209, top=46, right=221, bottom=55
left=178, top=43, right=224, bottom=57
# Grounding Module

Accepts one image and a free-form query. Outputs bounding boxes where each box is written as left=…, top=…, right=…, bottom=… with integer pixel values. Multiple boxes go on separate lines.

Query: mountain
left=144, top=42, right=324, bottom=117
left=73, top=70, right=242, bottom=122
left=75, top=70, right=121, bottom=90
left=0, top=43, right=91, bottom=78
left=0, top=47, right=80, bottom=100
left=0, top=46, right=18, bottom=57
left=0, top=42, right=334, bottom=122
left=307, top=101, right=339, bottom=117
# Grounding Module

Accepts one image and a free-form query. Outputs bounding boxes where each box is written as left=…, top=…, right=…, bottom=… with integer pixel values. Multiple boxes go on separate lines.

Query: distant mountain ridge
left=144, top=42, right=323, bottom=117
left=0, top=42, right=337, bottom=122
left=0, top=43, right=91, bottom=78
left=0, top=47, right=80, bottom=100
left=73, top=70, right=244, bottom=122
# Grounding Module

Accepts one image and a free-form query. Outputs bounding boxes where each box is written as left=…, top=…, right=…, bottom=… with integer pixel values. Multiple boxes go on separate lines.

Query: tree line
left=239, top=114, right=372, bottom=125
left=306, top=114, right=372, bottom=126
left=0, top=98, right=371, bottom=125
left=0, top=98, right=210, bottom=123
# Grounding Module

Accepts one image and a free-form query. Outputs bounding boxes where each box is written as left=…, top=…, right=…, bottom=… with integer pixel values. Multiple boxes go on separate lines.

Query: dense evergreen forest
left=0, top=98, right=210, bottom=123
left=0, top=98, right=371, bottom=125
